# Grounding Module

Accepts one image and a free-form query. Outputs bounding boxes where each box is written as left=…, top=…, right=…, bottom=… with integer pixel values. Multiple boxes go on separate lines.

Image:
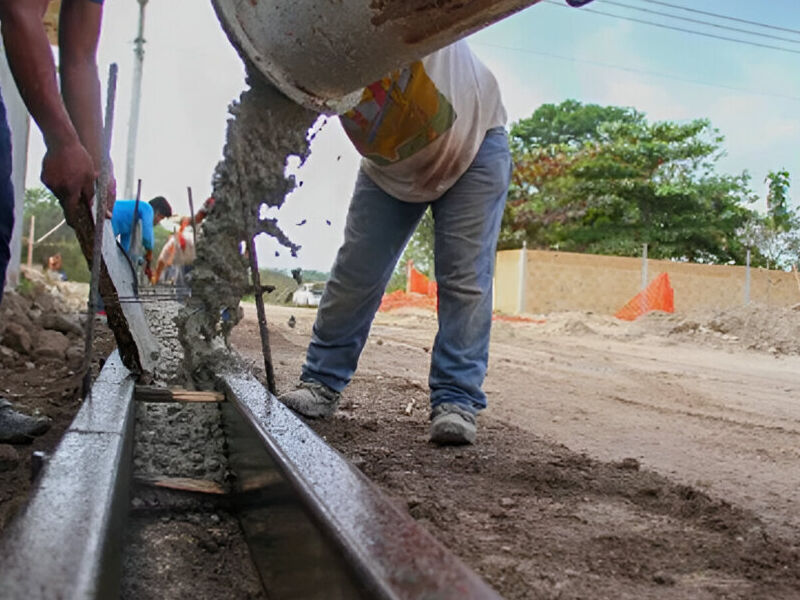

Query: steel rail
left=0, top=358, right=501, bottom=599
left=0, top=351, right=136, bottom=599
left=222, top=372, right=502, bottom=600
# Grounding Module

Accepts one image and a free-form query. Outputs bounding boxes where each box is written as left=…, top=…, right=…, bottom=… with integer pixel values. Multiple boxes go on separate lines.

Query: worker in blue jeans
left=279, top=41, right=511, bottom=445
left=0, top=0, right=108, bottom=442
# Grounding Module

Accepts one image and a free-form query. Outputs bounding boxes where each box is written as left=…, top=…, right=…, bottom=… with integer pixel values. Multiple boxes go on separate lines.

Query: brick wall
left=494, top=249, right=800, bottom=315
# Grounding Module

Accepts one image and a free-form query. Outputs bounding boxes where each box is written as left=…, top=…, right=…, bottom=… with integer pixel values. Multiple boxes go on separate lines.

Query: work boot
left=429, top=403, right=477, bottom=446
left=278, top=380, right=341, bottom=418
left=0, top=398, right=51, bottom=444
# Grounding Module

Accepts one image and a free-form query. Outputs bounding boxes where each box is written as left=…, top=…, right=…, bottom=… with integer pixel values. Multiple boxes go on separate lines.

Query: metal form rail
left=223, top=372, right=503, bottom=600
left=0, top=357, right=501, bottom=599
left=0, top=351, right=136, bottom=598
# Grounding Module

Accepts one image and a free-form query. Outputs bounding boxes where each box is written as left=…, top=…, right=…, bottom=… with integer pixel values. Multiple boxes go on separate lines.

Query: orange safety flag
left=380, top=261, right=438, bottom=312
left=615, top=272, right=675, bottom=321
left=408, top=263, right=437, bottom=296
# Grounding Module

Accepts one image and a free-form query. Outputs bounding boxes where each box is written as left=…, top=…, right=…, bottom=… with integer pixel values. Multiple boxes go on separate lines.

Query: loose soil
left=0, top=274, right=114, bottom=533
left=232, top=302, right=800, bottom=600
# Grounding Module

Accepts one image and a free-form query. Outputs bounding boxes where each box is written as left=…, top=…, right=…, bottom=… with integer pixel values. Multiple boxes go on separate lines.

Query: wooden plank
left=135, top=386, right=225, bottom=403
left=134, top=477, right=227, bottom=495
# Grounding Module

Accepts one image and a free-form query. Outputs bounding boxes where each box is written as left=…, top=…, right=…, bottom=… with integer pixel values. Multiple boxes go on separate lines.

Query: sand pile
left=663, top=303, right=800, bottom=356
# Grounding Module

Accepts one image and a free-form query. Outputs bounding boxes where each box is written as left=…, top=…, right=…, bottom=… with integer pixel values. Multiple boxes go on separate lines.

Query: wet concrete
left=177, top=72, right=316, bottom=389
left=122, top=299, right=264, bottom=599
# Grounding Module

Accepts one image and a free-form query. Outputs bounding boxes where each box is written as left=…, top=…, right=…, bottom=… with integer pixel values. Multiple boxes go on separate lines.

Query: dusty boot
left=429, top=403, right=477, bottom=446
left=278, top=380, right=341, bottom=418
left=0, top=399, right=51, bottom=444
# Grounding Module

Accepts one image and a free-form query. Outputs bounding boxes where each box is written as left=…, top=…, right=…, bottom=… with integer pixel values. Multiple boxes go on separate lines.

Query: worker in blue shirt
left=111, top=196, right=172, bottom=281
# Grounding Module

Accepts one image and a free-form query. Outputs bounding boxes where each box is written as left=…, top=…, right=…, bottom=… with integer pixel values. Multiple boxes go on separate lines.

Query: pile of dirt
left=0, top=270, right=114, bottom=532
left=639, top=303, right=800, bottom=356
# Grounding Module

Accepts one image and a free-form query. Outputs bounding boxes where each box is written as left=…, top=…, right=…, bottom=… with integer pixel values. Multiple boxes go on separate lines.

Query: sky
left=24, top=0, right=800, bottom=272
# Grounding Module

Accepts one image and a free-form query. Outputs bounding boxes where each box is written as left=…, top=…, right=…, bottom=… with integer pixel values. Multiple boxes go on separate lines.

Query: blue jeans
left=0, top=88, right=15, bottom=306
left=302, top=127, right=511, bottom=413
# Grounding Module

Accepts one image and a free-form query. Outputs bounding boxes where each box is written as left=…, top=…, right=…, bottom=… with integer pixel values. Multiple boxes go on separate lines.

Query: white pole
left=640, top=243, right=648, bottom=315
left=744, top=248, right=751, bottom=305
left=26, top=215, right=35, bottom=268
left=518, top=241, right=527, bottom=314
left=123, top=0, right=148, bottom=199
left=641, top=243, right=648, bottom=290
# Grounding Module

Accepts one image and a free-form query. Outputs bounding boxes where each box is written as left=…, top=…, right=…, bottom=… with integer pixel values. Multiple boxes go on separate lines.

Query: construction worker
left=111, top=196, right=172, bottom=282
left=279, top=41, right=511, bottom=446
left=0, top=0, right=108, bottom=442
left=150, top=196, right=214, bottom=285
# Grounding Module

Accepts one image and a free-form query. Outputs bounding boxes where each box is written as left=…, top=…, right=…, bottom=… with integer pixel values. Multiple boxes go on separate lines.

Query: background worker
left=0, top=0, right=109, bottom=443
left=280, top=41, right=511, bottom=446
left=150, top=196, right=214, bottom=285
left=111, top=196, right=172, bottom=282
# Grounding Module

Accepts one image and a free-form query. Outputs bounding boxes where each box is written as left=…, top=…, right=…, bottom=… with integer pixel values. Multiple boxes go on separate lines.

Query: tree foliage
left=739, top=170, right=799, bottom=270
left=23, top=188, right=90, bottom=281
left=502, top=100, right=758, bottom=264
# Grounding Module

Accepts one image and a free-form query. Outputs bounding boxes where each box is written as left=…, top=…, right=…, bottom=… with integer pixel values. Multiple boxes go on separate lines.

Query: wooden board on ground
left=134, top=477, right=227, bottom=495
left=135, top=386, right=225, bottom=403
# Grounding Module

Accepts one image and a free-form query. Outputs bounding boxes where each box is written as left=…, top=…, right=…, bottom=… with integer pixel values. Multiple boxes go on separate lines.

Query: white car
left=292, top=282, right=325, bottom=307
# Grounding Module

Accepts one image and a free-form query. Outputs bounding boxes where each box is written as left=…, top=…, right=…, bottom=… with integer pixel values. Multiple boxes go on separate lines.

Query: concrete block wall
left=494, top=249, right=800, bottom=315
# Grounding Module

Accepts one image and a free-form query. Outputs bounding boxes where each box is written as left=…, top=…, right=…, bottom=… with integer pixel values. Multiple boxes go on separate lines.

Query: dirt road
left=233, top=303, right=800, bottom=599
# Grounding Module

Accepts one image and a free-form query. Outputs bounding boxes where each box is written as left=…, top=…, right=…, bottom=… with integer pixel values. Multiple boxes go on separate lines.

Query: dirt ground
left=232, top=302, right=800, bottom=600
left=0, top=275, right=114, bottom=533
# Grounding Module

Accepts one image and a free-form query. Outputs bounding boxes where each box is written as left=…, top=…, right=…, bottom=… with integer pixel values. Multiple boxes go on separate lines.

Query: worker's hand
left=41, top=140, right=97, bottom=226
left=144, top=264, right=154, bottom=283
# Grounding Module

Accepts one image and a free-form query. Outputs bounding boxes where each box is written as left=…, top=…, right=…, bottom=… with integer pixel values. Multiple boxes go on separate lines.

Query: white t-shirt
left=339, top=40, right=507, bottom=203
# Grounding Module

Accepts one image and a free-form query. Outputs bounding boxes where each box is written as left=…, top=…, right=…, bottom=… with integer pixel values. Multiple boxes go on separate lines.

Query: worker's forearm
left=58, top=0, right=104, bottom=167
left=0, top=3, right=81, bottom=150
left=60, top=61, right=102, bottom=166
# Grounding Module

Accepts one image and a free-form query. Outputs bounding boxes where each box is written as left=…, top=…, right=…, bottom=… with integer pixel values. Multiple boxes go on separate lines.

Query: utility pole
left=124, top=0, right=148, bottom=199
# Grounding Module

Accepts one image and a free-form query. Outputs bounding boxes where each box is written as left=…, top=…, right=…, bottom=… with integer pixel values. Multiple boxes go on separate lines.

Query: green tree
left=510, top=99, right=643, bottom=150
left=740, top=171, right=799, bottom=270
left=23, top=187, right=90, bottom=281
left=503, top=101, right=757, bottom=264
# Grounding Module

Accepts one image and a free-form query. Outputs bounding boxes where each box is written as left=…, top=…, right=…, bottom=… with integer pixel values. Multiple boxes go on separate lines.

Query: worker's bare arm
left=0, top=0, right=97, bottom=222
left=59, top=0, right=114, bottom=206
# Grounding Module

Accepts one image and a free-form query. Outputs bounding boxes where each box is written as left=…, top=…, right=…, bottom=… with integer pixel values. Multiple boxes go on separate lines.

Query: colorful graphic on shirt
left=341, top=61, right=457, bottom=166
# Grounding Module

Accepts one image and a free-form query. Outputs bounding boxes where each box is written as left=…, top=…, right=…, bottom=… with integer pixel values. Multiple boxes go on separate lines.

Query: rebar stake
left=247, top=233, right=277, bottom=395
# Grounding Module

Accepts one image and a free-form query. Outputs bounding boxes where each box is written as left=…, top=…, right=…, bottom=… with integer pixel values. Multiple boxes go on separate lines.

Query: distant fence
left=494, top=249, right=800, bottom=315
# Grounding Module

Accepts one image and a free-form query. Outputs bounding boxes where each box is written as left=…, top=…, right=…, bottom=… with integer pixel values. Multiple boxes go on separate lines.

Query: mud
left=177, top=72, right=316, bottom=388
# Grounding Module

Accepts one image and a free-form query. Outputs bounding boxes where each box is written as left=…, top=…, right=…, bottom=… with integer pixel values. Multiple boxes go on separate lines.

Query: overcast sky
left=25, top=0, right=800, bottom=272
